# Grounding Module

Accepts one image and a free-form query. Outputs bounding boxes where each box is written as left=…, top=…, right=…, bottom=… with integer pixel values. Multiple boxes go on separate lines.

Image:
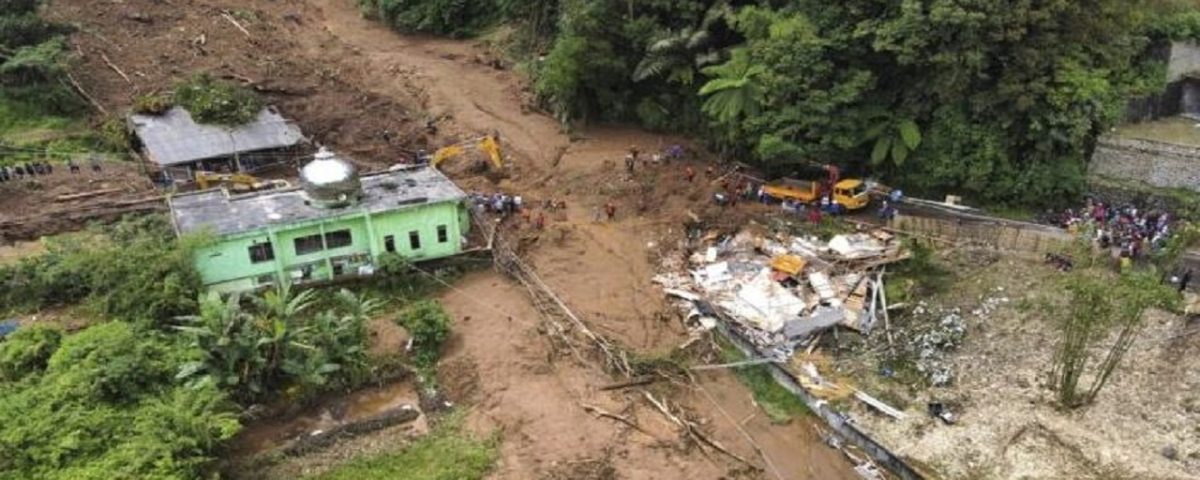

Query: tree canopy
left=364, top=0, right=1198, bottom=206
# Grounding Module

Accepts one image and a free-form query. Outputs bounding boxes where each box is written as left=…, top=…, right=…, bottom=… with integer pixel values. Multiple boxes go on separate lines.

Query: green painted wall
left=194, top=201, right=468, bottom=292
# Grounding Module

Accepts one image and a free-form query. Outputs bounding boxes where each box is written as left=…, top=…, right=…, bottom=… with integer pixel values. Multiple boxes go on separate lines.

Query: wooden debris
left=221, top=12, right=252, bottom=38
left=62, top=73, right=107, bottom=115
left=55, top=188, right=122, bottom=202
left=598, top=376, right=656, bottom=391
left=642, top=391, right=759, bottom=469
left=100, top=53, right=131, bottom=84
left=580, top=404, right=655, bottom=437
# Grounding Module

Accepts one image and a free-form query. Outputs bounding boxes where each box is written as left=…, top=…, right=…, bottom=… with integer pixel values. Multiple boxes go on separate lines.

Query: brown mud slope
left=47, top=0, right=855, bottom=477
left=0, top=162, right=161, bottom=242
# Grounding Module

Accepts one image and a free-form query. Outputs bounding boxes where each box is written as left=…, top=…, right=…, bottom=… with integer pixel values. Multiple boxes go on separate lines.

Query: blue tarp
left=0, top=320, right=19, bottom=338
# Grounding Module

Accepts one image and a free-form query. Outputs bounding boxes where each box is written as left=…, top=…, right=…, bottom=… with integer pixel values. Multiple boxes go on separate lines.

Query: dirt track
left=42, top=0, right=855, bottom=477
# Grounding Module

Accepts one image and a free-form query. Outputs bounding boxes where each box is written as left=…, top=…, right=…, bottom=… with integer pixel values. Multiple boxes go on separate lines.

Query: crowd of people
left=1053, top=198, right=1176, bottom=261
left=0, top=157, right=102, bottom=183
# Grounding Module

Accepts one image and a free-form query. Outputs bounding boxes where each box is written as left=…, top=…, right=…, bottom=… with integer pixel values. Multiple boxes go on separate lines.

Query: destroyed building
left=129, top=106, right=308, bottom=183
left=658, top=226, right=909, bottom=356
left=168, top=149, right=471, bottom=292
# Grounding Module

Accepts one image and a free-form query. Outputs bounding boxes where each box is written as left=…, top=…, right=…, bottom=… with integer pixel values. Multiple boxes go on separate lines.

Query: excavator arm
left=430, top=134, right=504, bottom=170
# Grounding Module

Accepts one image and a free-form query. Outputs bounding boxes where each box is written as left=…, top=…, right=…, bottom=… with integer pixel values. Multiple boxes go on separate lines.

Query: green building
left=169, top=150, right=471, bottom=292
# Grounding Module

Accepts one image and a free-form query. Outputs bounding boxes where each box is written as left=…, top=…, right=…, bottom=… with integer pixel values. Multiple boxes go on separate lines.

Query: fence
left=893, top=214, right=1076, bottom=256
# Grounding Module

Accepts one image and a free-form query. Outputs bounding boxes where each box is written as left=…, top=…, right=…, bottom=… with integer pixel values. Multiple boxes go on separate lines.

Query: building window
left=384, top=235, right=396, bottom=253
left=409, top=231, right=421, bottom=250
left=437, top=225, right=448, bottom=243
left=248, top=242, right=275, bottom=263
left=325, top=229, right=352, bottom=249
left=294, top=234, right=324, bottom=256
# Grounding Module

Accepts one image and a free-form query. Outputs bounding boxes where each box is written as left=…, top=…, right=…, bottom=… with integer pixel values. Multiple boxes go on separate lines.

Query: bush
left=360, top=0, right=499, bottom=37
left=173, top=73, right=263, bottom=125
left=96, top=115, right=131, bottom=151
left=0, top=215, right=204, bottom=323
left=0, top=324, right=61, bottom=382
left=131, top=92, right=172, bottom=115
left=397, top=299, right=451, bottom=371
left=0, top=321, right=241, bottom=479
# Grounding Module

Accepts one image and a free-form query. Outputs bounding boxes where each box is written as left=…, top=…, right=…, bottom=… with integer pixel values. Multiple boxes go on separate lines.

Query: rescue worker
left=684, top=166, right=695, bottom=183
left=624, top=153, right=635, bottom=173
left=605, top=202, right=617, bottom=221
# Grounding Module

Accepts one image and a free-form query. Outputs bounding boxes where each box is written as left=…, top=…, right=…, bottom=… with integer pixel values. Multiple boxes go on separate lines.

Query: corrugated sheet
left=130, top=106, right=306, bottom=166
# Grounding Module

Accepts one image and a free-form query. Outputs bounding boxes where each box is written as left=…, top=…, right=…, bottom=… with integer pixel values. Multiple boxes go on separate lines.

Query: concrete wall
left=1089, top=136, right=1200, bottom=190
left=197, top=201, right=469, bottom=291
left=1168, top=41, right=1200, bottom=84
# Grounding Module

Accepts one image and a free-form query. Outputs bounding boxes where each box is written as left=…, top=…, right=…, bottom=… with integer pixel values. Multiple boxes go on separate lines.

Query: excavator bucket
left=480, top=135, right=503, bottom=169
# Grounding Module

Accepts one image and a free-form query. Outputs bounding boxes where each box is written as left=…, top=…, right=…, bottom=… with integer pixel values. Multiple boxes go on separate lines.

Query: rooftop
left=169, top=165, right=467, bottom=237
left=130, top=106, right=307, bottom=166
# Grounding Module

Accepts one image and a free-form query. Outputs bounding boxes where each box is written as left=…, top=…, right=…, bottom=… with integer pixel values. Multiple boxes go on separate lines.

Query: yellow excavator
left=195, top=171, right=291, bottom=193
left=430, top=134, right=504, bottom=170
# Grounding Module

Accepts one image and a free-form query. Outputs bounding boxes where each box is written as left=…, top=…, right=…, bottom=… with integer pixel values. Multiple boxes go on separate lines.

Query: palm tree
left=698, top=48, right=766, bottom=124
left=633, top=2, right=733, bottom=85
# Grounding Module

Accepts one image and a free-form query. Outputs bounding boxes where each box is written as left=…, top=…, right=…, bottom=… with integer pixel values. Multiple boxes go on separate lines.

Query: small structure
left=129, top=106, right=307, bottom=183
left=169, top=149, right=470, bottom=292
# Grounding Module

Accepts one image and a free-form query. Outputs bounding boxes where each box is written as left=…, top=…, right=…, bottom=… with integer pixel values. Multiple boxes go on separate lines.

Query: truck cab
left=832, top=179, right=870, bottom=211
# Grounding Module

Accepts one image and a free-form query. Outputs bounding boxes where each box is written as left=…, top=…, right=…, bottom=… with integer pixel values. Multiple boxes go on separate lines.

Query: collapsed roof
left=129, top=106, right=306, bottom=167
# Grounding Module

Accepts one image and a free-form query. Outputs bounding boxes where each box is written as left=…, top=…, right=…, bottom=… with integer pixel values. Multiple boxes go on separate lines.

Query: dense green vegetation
left=311, top=412, right=498, bottom=480
left=0, top=216, right=204, bottom=323
left=396, top=299, right=452, bottom=376
left=0, top=0, right=93, bottom=164
left=0, top=321, right=242, bottom=480
left=0, top=217, right=464, bottom=478
left=359, top=0, right=1200, bottom=207
left=171, top=73, right=264, bottom=125
left=175, top=285, right=379, bottom=403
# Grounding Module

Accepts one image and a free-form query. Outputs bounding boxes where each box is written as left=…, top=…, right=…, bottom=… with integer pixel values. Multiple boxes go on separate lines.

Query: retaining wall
left=1090, top=136, right=1200, bottom=191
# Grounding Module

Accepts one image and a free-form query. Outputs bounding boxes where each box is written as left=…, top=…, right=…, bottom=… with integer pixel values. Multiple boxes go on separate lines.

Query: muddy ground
left=38, top=0, right=857, bottom=478
left=843, top=251, right=1200, bottom=479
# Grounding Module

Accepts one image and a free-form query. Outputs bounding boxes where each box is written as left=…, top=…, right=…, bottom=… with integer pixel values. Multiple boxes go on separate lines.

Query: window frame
left=293, top=234, right=324, bottom=256
left=437, top=225, right=448, bottom=243
left=248, top=242, right=275, bottom=263
left=324, top=229, right=352, bottom=249
left=408, top=230, right=421, bottom=250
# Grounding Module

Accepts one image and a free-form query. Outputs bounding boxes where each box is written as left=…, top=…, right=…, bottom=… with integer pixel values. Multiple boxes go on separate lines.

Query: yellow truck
left=763, top=178, right=870, bottom=211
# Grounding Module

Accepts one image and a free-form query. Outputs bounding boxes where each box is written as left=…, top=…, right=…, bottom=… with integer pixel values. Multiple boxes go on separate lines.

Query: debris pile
left=656, top=225, right=910, bottom=356
left=903, top=289, right=1010, bottom=386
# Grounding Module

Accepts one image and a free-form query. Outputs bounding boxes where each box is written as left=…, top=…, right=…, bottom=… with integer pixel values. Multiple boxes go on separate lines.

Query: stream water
left=230, top=380, right=424, bottom=456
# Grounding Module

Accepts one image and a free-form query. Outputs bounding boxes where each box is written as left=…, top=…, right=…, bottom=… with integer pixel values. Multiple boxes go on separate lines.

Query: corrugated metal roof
left=169, top=165, right=467, bottom=237
left=130, top=106, right=306, bottom=166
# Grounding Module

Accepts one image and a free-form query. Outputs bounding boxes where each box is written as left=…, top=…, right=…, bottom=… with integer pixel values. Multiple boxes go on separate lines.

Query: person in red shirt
left=605, top=202, right=617, bottom=220
left=685, top=166, right=695, bottom=183
left=808, top=205, right=822, bottom=224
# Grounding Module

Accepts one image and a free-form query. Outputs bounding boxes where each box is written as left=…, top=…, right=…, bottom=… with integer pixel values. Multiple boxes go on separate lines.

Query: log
left=580, top=404, right=655, bottom=437
left=62, top=73, right=107, bottom=115
left=598, top=376, right=656, bottom=391
left=100, top=52, right=131, bottom=84
left=221, top=12, right=252, bottom=38
left=54, top=188, right=122, bottom=202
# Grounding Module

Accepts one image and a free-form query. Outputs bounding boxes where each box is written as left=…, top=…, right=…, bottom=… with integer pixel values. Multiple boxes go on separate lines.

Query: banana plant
left=863, top=113, right=922, bottom=166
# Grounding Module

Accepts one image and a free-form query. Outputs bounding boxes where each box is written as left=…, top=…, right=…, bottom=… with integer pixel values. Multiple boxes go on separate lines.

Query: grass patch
left=716, top=336, right=809, bottom=423
left=310, top=412, right=498, bottom=480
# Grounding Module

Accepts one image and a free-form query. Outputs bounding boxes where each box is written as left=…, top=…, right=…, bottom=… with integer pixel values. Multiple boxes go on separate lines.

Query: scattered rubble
left=655, top=225, right=910, bottom=359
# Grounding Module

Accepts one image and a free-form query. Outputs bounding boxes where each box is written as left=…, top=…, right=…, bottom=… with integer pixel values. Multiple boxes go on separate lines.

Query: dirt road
left=43, top=0, right=856, bottom=476
left=310, top=3, right=854, bottom=478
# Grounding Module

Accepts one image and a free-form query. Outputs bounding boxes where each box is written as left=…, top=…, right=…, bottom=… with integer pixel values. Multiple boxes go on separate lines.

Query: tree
left=698, top=48, right=764, bottom=124
left=1049, top=268, right=1177, bottom=408
left=175, top=285, right=376, bottom=402
left=397, top=299, right=451, bottom=373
